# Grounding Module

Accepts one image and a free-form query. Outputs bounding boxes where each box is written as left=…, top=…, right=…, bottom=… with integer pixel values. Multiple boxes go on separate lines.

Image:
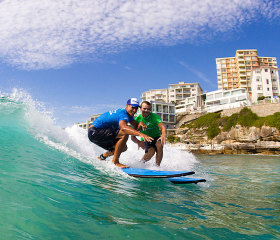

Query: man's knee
left=143, top=148, right=155, bottom=160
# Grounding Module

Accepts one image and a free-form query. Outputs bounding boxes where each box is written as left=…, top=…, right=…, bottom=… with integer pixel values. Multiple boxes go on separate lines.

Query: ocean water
left=0, top=90, right=279, bottom=240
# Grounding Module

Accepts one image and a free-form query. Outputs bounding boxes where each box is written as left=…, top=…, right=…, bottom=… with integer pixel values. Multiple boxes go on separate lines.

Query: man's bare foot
left=114, top=163, right=129, bottom=168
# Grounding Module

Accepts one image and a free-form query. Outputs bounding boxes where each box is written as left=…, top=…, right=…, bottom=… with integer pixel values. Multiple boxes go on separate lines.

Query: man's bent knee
left=143, top=148, right=155, bottom=161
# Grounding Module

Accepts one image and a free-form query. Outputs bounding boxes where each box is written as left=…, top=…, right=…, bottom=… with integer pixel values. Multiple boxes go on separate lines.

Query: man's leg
left=142, top=147, right=155, bottom=162
left=99, top=144, right=128, bottom=160
left=98, top=150, right=113, bottom=160
left=112, top=132, right=129, bottom=168
left=155, top=141, right=163, bottom=166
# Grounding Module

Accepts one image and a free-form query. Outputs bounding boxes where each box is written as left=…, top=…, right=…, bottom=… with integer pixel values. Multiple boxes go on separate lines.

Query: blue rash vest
left=92, top=108, right=134, bottom=129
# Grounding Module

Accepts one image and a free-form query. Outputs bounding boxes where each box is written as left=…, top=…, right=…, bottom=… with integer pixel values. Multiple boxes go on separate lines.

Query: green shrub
left=207, top=123, right=221, bottom=139
left=237, top=107, right=259, bottom=127
left=179, top=107, right=280, bottom=138
left=167, top=135, right=180, bottom=143
left=222, top=113, right=239, bottom=131
left=254, top=112, right=280, bottom=130
left=188, top=112, right=221, bottom=129
left=257, top=96, right=265, bottom=101
left=167, top=135, right=175, bottom=143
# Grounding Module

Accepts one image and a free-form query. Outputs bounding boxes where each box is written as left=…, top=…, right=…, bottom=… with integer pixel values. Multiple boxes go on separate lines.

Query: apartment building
left=216, top=49, right=278, bottom=96
left=75, top=114, right=101, bottom=129
left=175, top=95, right=205, bottom=114
left=251, top=67, right=280, bottom=103
left=204, top=88, right=250, bottom=113
left=141, top=88, right=168, bottom=102
left=168, top=82, right=203, bottom=105
left=150, top=101, right=176, bottom=130
left=75, top=120, right=91, bottom=129
left=141, top=82, right=203, bottom=114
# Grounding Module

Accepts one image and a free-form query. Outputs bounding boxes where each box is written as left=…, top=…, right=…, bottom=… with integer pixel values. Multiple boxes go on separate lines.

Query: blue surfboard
left=122, top=167, right=195, bottom=178
left=168, top=177, right=206, bottom=184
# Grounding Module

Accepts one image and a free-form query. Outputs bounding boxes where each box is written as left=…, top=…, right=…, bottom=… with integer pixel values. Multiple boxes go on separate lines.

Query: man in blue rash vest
left=88, top=98, right=153, bottom=168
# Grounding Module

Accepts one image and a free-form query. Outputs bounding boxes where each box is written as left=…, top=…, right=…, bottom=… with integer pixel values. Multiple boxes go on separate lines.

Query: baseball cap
left=127, top=98, right=140, bottom=107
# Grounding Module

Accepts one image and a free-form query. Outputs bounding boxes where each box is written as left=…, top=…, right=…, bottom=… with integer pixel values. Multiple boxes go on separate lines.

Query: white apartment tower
left=216, top=49, right=278, bottom=97
left=251, top=67, right=280, bottom=103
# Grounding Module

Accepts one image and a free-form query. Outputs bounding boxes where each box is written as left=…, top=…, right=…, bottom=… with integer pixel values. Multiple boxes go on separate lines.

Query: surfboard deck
left=168, top=177, right=206, bottom=184
left=122, top=167, right=195, bottom=178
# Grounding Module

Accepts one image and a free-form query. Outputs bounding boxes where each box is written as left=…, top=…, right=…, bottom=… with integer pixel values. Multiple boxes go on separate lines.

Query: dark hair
left=140, top=101, right=151, bottom=107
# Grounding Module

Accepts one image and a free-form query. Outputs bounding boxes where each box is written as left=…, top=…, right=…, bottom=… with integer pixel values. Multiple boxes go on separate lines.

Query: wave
left=0, top=88, right=199, bottom=176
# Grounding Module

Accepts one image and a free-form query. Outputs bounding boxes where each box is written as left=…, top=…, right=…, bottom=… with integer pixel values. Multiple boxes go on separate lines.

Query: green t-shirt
left=135, top=113, right=162, bottom=139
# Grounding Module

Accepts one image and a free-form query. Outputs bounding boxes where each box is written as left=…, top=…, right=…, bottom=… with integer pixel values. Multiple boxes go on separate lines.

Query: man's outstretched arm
left=119, top=120, right=153, bottom=142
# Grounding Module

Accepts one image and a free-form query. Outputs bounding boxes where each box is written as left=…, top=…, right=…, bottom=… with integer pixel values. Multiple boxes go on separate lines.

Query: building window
left=156, top=105, right=162, bottom=112
left=267, top=79, right=269, bottom=84
left=169, top=115, right=175, bottom=122
left=169, top=106, right=175, bottom=114
left=163, top=114, right=168, bottom=122
left=265, top=69, right=268, bottom=72
left=267, top=88, right=270, bottom=91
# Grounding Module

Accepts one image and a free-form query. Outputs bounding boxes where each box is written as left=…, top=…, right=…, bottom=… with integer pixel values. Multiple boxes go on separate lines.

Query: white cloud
left=179, top=61, right=216, bottom=88
left=0, top=0, right=278, bottom=69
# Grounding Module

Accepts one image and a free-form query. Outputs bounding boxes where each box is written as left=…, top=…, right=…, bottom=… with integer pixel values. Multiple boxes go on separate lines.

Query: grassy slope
left=179, top=107, right=280, bottom=140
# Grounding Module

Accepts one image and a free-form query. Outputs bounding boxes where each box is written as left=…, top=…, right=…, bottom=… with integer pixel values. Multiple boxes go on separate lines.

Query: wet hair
left=140, top=101, right=151, bottom=108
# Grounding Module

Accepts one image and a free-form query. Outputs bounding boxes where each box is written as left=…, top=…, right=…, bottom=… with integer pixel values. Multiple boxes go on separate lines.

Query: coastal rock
left=260, top=125, right=273, bottom=138
left=176, top=124, right=280, bottom=155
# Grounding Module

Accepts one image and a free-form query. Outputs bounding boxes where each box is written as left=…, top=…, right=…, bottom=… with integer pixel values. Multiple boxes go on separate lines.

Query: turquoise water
left=1, top=93, right=279, bottom=239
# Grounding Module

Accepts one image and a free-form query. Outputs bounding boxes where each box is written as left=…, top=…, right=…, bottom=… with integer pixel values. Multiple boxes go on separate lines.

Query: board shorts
left=88, top=126, right=120, bottom=151
left=144, top=136, right=160, bottom=153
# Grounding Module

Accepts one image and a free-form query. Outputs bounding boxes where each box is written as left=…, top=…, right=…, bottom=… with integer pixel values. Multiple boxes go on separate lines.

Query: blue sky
left=0, top=0, right=280, bottom=127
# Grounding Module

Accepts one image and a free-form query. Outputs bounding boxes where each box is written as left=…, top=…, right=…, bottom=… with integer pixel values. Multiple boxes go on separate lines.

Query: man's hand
left=157, top=134, right=166, bottom=145
left=137, top=121, right=147, bottom=131
left=140, top=133, right=153, bottom=142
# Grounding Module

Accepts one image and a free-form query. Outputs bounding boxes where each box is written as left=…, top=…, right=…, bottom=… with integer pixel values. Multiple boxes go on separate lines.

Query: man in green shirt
left=131, top=101, right=167, bottom=166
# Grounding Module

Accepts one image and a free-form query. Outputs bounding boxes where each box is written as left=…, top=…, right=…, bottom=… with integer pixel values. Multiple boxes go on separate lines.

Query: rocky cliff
left=175, top=125, right=280, bottom=155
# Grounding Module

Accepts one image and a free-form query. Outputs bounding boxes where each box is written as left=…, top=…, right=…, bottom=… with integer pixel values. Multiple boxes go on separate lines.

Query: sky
left=0, top=0, right=280, bottom=127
